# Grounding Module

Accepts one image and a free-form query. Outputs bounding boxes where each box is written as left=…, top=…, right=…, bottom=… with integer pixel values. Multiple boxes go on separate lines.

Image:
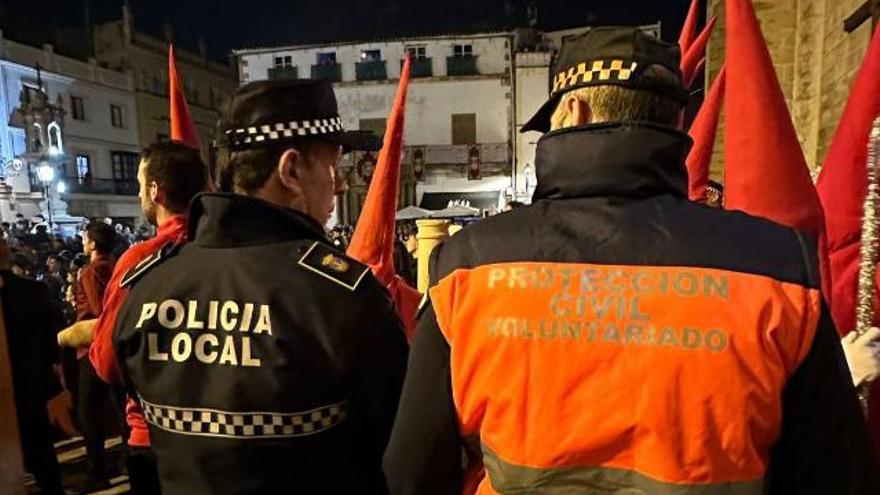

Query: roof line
left=232, top=31, right=514, bottom=55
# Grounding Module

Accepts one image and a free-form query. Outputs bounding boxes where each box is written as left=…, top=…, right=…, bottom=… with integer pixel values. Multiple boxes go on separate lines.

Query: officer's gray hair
left=550, top=65, right=684, bottom=130
left=216, top=140, right=323, bottom=194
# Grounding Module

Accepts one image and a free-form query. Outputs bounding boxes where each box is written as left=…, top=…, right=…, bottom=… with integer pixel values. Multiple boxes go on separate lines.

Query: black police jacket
left=384, top=123, right=880, bottom=495
left=114, top=194, right=409, bottom=495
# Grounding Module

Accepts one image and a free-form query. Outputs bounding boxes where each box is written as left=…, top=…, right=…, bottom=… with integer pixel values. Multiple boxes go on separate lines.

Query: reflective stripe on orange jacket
left=430, top=262, right=820, bottom=493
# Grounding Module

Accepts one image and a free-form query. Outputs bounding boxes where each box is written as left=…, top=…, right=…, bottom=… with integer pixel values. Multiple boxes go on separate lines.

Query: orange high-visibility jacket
left=384, top=123, right=879, bottom=495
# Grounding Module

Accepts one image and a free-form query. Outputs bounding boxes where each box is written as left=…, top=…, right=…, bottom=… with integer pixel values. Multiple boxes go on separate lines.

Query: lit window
left=360, top=49, right=381, bottom=62
left=76, top=154, right=91, bottom=182
left=317, top=52, right=337, bottom=65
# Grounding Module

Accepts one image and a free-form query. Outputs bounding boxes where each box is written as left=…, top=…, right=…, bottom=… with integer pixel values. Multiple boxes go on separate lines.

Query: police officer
left=114, top=79, right=409, bottom=494
left=384, top=27, right=879, bottom=494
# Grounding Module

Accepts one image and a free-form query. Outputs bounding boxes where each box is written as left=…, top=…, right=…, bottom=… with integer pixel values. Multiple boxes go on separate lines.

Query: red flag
left=678, top=0, right=702, bottom=57
left=680, top=17, right=716, bottom=89
left=816, top=29, right=880, bottom=456
left=722, top=0, right=823, bottom=235
left=347, top=56, right=421, bottom=341
left=686, top=66, right=725, bottom=203
left=817, top=28, right=880, bottom=335
left=169, top=45, right=201, bottom=150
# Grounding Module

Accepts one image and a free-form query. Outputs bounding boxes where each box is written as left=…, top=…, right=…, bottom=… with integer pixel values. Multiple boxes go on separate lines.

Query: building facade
left=90, top=5, right=238, bottom=151
left=0, top=31, right=142, bottom=223
left=234, top=23, right=661, bottom=225
left=705, top=0, right=876, bottom=179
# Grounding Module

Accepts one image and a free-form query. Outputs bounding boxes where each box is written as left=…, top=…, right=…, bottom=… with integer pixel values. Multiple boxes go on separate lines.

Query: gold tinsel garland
left=855, top=117, right=880, bottom=414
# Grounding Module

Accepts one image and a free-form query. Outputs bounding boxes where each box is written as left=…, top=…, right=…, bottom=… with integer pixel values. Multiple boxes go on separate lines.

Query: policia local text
left=134, top=299, right=273, bottom=367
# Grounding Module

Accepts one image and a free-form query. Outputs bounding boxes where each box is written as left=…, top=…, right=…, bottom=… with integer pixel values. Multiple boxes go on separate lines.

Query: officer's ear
left=276, top=147, right=307, bottom=198
left=562, top=94, right=591, bottom=126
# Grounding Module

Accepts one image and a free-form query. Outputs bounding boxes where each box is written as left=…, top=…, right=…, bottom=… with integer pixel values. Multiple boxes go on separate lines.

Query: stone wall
left=706, top=0, right=872, bottom=180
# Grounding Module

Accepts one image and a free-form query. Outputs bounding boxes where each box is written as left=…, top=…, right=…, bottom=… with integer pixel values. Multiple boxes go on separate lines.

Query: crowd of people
left=2, top=23, right=880, bottom=495
left=0, top=215, right=157, bottom=493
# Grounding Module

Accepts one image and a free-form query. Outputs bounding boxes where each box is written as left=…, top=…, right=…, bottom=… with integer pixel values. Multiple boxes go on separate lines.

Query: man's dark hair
left=84, top=221, right=116, bottom=254
left=215, top=139, right=322, bottom=194
left=141, top=141, right=208, bottom=213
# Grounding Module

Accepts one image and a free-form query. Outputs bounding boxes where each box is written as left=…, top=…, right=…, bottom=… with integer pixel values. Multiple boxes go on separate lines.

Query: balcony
left=267, top=66, right=299, bottom=80
left=61, top=177, right=139, bottom=196
left=310, top=63, right=342, bottom=82
left=356, top=60, right=388, bottom=81
left=446, top=56, right=479, bottom=76
left=403, top=57, right=433, bottom=78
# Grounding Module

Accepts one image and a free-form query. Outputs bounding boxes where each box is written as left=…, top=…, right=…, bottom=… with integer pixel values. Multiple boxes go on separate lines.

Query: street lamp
left=37, top=162, right=55, bottom=230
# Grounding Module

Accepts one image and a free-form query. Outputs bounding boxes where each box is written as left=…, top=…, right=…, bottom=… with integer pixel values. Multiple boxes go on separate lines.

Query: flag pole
left=855, top=117, right=880, bottom=414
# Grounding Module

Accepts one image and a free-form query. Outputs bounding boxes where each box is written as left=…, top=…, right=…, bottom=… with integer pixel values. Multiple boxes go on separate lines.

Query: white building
left=0, top=31, right=143, bottom=225
left=233, top=23, right=661, bottom=224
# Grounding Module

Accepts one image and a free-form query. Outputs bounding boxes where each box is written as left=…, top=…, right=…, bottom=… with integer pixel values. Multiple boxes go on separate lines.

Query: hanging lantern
left=357, top=151, right=377, bottom=183
left=467, top=144, right=481, bottom=180
left=412, top=147, right=426, bottom=182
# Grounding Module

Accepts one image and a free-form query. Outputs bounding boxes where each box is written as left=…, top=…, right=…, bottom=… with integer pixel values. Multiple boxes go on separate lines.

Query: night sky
left=0, top=0, right=693, bottom=61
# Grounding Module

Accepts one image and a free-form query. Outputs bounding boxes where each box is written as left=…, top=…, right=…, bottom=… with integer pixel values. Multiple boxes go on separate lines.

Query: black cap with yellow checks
left=522, top=26, right=689, bottom=133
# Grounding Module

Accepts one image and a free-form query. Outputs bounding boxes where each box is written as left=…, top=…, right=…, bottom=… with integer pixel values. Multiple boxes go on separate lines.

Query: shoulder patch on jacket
left=298, top=241, right=370, bottom=291
left=120, top=242, right=178, bottom=288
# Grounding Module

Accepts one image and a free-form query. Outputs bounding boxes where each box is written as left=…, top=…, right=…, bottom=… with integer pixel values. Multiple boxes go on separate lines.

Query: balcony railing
left=446, top=56, right=479, bottom=76
left=310, top=63, right=342, bottom=82
left=268, top=66, right=299, bottom=80
left=60, top=177, right=139, bottom=196
left=404, top=58, right=433, bottom=78
left=356, top=60, right=388, bottom=81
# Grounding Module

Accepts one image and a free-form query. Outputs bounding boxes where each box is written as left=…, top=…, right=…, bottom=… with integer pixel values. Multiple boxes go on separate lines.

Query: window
left=361, top=49, right=382, bottom=62
left=453, top=44, right=474, bottom=58
left=359, top=118, right=387, bottom=140
left=406, top=46, right=427, bottom=59
left=316, top=52, right=337, bottom=65
left=71, top=96, right=85, bottom=120
left=274, top=55, right=293, bottom=68
left=111, top=151, right=140, bottom=180
left=76, top=154, right=91, bottom=182
left=110, top=104, right=124, bottom=128
left=111, top=151, right=140, bottom=195
left=451, top=113, right=476, bottom=145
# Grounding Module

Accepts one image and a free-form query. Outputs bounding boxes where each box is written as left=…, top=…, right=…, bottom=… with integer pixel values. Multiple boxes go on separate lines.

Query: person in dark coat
left=113, top=80, right=409, bottom=495
left=385, top=27, right=879, bottom=495
left=0, top=239, right=64, bottom=494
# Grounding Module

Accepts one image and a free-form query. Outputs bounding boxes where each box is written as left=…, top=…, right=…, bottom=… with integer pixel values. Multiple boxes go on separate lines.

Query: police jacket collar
left=188, top=193, right=327, bottom=247
left=532, top=122, right=692, bottom=201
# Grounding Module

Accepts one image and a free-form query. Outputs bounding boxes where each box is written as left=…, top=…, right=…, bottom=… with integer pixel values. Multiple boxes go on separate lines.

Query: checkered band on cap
left=552, top=60, right=639, bottom=93
left=140, top=396, right=347, bottom=440
left=224, top=116, right=345, bottom=147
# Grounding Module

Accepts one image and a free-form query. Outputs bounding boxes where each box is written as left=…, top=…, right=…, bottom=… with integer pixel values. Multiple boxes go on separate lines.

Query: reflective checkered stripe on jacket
left=140, top=396, right=347, bottom=439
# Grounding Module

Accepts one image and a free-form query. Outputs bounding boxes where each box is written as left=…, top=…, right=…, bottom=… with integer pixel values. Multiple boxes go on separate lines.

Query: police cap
left=522, top=26, right=688, bottom=133
left=216, top=78, right=381, bottom=152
